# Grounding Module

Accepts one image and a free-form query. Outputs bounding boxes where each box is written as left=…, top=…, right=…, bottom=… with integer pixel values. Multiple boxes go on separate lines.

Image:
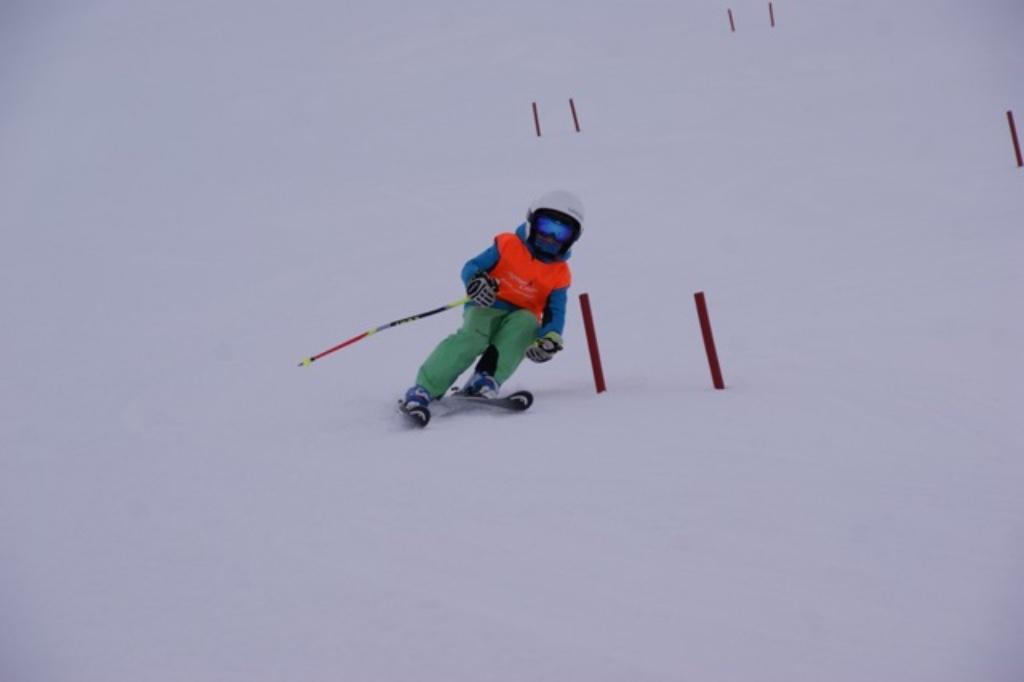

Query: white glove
left=466, top=273, right=499, bottom=307
left=526, top=332, right=563, bottom=363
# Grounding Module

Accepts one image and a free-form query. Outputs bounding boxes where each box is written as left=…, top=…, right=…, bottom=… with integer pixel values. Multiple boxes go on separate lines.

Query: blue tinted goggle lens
left=535, top=215, right=574, bottom=242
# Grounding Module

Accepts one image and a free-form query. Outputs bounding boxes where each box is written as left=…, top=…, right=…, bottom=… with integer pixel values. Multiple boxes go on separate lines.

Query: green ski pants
left=416, top=306, right=538, bottom=398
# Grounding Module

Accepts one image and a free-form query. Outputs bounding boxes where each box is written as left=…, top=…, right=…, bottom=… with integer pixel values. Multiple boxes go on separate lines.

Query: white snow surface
left=2, top=1, right=1023, bottom=680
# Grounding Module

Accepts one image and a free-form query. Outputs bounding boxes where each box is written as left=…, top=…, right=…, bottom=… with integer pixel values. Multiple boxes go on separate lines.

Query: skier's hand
left=526, top=332, right=563, bottom=363
left=466, top=273, right=499, bottom=307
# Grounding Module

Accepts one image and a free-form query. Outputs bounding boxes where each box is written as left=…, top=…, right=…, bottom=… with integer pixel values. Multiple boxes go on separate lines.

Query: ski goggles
left=534, top=213, right=577, bottom=243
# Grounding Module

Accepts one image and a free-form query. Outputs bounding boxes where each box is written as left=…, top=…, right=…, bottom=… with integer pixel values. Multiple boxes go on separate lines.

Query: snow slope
left=2, top=1, right=1023, bottom=680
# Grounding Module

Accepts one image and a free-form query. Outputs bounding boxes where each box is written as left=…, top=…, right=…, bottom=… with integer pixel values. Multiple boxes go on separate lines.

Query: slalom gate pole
left=579, top=293, right=607, bottom=394
left=298, top=296, right=470, bottom=367
left=1008, top=110, right=1023, bottom=168
left=694, top=291, right=725, bottom=389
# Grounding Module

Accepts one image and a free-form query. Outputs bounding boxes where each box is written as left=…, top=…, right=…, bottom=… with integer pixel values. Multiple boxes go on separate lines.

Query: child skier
left=402, top=190, right=584, bottom=419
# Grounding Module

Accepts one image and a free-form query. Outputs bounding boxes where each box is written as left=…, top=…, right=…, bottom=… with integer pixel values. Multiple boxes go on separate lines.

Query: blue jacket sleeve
left=461, top=242, right=500, bottom=285
left=539, top=286, right=569, bottom=338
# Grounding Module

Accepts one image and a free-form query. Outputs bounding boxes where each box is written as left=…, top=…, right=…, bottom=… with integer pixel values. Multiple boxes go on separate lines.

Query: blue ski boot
left=401, top=384, right=432, bottom=426
left=460, top=371, right=499, bottom=399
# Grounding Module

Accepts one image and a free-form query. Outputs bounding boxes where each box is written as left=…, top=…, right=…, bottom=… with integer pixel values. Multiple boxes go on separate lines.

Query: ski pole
left=298, top=295, right=471, bottom=367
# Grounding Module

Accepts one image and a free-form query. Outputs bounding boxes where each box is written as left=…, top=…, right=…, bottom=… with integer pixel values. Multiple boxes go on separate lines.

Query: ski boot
left=459, top=371, right=499, bottom=399
left=401, top=384, right=432, bottom=427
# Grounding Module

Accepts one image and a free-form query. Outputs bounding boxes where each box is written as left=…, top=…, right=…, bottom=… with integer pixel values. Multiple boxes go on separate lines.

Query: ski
left=397, top=390, right=532, bottom=429
left=446, top=389, right=534, bottom=412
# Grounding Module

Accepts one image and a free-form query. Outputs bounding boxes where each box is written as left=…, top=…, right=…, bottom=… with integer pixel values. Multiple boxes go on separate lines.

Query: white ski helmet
left=526, top=190, right=584, bottom=255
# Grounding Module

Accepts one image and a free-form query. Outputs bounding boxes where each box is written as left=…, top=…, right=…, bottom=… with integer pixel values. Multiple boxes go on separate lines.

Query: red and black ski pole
left=298, top=295, right=470, bottom=367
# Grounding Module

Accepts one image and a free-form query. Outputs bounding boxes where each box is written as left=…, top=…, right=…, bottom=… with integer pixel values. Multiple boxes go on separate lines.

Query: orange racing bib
left=488, top=233, right=571, bottom=319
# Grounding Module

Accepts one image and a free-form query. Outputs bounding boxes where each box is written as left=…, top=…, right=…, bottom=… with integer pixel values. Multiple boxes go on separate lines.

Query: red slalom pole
left=579, top=293, right=607, bottom=394
left=1008, top=110, right=1023, bottom=168
left=569, top=98, right=581, bottom=132
left=532, top=101, right=542, bottom=137
left=728, top=9, right=736, bottom=32
left=769, top=2, right=775, bottom=27
left=694, top=292, right=725, bottom=389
